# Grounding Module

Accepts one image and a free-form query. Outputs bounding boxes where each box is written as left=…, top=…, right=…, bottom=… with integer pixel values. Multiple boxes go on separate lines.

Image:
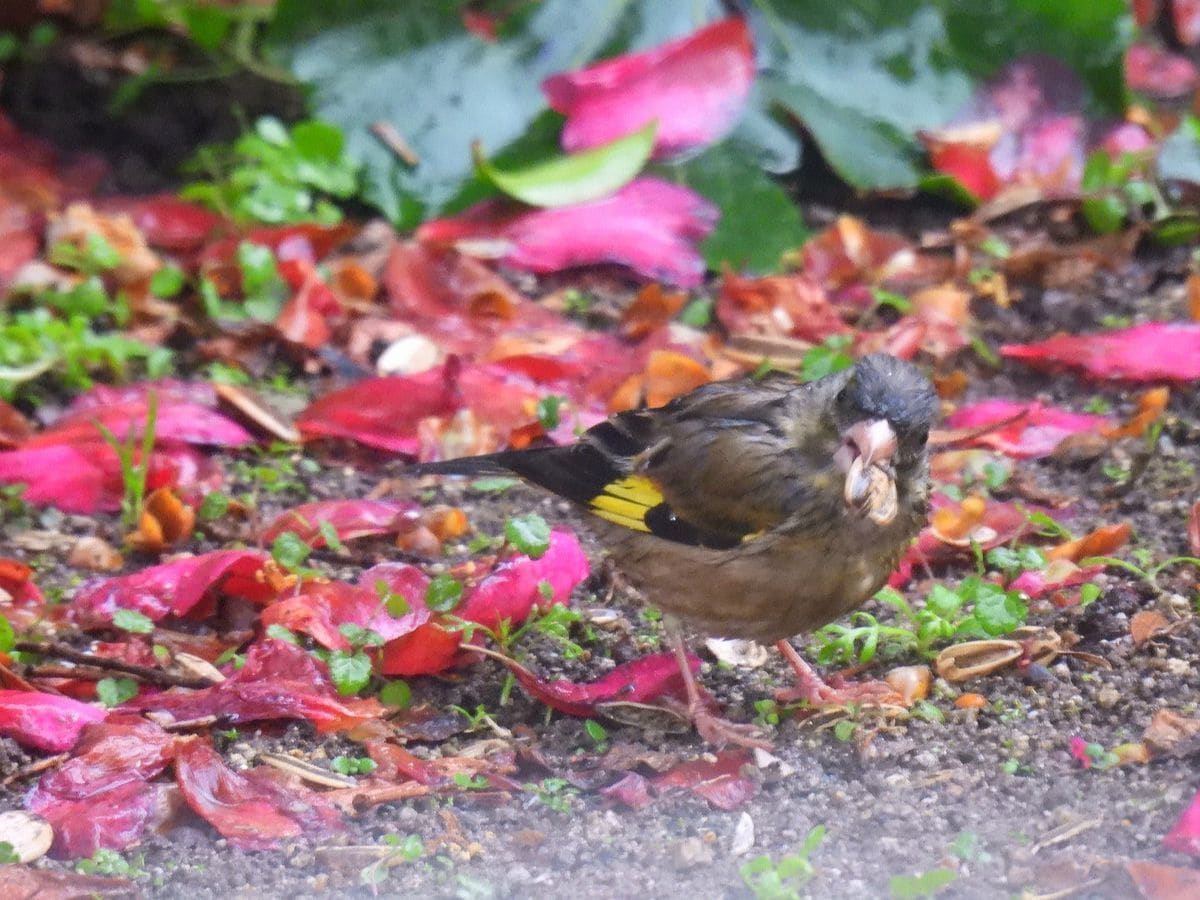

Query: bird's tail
left=408, top=443, right=619, bottom=508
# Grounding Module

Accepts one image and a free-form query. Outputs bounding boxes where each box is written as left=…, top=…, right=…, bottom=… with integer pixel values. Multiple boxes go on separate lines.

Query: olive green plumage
left=412, top=353, right=937, bottom=644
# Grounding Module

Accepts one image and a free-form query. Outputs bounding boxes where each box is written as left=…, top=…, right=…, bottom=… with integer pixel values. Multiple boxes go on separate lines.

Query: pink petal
left=125, top=639, right=383, bottom=733
left=1008, top=562, right=1103, bottom=600
left=1165, top=788, right=1200, bottom=856
left=945, top=399, right=1111, bottom=458
left=502, top=651, right=700, bottom=718
left=1068, top=735, right=1093, bottom=768
left=260, top=499, right=420, bottom=546
left=543, top=17, right=755, bottom=158
left=70, top=549, right=269, bottom=628
left=417, top=178, right=717, bottom=288
left=174, top=740, right=342, bottom=851
left=35, top=781, right=173, bottom=859
left=261, top=578, right=428, bottom=649
left=0, top=690, right=106, bottom=752
left=1001, top=323, right=1200, bottom=381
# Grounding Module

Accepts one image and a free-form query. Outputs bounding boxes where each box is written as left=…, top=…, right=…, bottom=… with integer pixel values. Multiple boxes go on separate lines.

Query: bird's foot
left=691, top=704, right=773, bottom=750
left=774, top=675, right=899, bottom=707
left=774, top=639, right=901, bottom=708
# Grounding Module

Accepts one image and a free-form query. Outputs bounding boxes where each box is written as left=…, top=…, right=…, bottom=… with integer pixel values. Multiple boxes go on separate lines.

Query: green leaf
left=379, top=680, right=412, bottom=708
left=505, top=513, right=551, bottom=559
left=112, top=608, right=155, bottom=635
left=425, top=574, right=464, bottom=613
left=265, top=623, right=301, bottom=645
left=475, top=122, right=656, bottom=207
left=331, top=754, right=377, bottom=776
left=889, top=867, right=958, bottom=899
left=535, top=395, right=564, bottom=430
left=271, top=531, right=312, bottom=570
left=664, top=139, right=809, bottom=272
left=97, top=677, right=139, bottom=707
left=150, top=264, right=186, bottom=298
left=0, top=614, right=13, bottom=653
left=198, top=491, right=230, bottom=521
left=328, top=650, right=373, bottom=695
left=971, top=588, right=1027, bottom=636
left=266, top=0, right=729, bottom=227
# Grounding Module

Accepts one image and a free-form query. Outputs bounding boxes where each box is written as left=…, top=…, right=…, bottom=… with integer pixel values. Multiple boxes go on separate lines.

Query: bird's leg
left=774, top=639, right=900, bottom=706
left=667, top=622, right=771, bottom=749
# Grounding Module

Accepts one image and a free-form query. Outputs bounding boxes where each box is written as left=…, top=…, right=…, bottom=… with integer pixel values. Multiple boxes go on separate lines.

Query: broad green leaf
left=664, top=139, right=809, bottom=272
left=752, top=0, right=1130, bottom=191
left=266, top=0, right=728, bottom=227
left=475, top=122, right=657, bottom=207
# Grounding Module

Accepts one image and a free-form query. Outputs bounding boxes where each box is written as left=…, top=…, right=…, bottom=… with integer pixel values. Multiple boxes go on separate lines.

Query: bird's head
left=831, top=354, right=937, bottom=501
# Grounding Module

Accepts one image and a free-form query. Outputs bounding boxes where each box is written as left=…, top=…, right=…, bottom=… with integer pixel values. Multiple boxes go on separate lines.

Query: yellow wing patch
left=588, top=475, right=661, bottom=533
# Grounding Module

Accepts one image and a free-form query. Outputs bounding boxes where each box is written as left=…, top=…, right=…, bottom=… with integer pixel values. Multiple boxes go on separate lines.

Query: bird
left=410, top=353, right=938, bottom=747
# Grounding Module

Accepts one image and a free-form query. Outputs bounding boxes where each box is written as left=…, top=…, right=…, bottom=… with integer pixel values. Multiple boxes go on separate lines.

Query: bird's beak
left=847, top=419, right=898, bottom=469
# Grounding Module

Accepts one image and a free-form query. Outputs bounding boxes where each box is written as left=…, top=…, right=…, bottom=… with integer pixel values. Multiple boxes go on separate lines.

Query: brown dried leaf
left=67, top=535, right=124, bottom=571
left=1143, top=710, right=1200, bottom=759
left=1130, top=610, right=1171, bottom=646
left=126, top=487, right=195, bottom=554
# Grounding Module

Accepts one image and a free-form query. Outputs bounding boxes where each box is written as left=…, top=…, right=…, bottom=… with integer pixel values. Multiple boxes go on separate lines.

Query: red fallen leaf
left=98, top=194, right=222, bottom=251
left=27, top=395, right=253, bottom=449
left=70, top=548, right=269, bottom=628
left=126, top=639, right=384, bottom=732
left=489, top=650, right=699, bottom=718
left=800, top=215, right=921, bottom=304
left=0, top=864, right=138, bottom=897
left=275, top=259, right=343, bottom=349
left=174, top=739, right=343, bottom=851
left=717, top=269, right=850, bottom=344
left=0, top=556, right=43, bottom=609
left=1002, top=323, right=1200, bottom=382
left=653, top=749, right=757, bottom=810
left=1045, top=522, right=1132, bottom=562
left=296, top=361, right=544, bottom=457
left=380, top=529, right=590, bottom=676
left=0, top=689, right=106, bottom=751
left=945, top=400, right=1110, bottom=459
left=261, top=578, right=428, bottom=651
left=26, top=717, right=177, bottom=857
left=1126, top=860, right=1200, bottom=900
left=260, top=499, right=420, bottom=546
left=1174, top=0, right=1200, bottom=45
left=0, top=440, right=194, bottom=514
left=1164, top=787, right=1200, bottom=856
left=366, top=740, right=449, bottom=786
left=382, top=240, right=549, bottom=356
left=0, top=396, right=34, bottom=447
left=417, top=178, right=717, bottom=288
left=601, top=771, right=655, bottom=809
left=1125, top=42, right=1199, bottom=97
left=925, top=141, right=1001, bottom=202
left=542, top=17, right=754, bottom=159
left=1188, top=501, right=1200, bottom=557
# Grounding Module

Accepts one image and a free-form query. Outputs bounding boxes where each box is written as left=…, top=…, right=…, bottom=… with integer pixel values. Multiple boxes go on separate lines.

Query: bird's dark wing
left=410, top=374, right=837, bottom=549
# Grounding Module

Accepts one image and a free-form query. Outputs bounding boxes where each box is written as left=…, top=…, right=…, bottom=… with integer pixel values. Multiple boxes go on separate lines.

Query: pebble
left=671, top=836, right=714, bottom=869
left=1097, top=686, right=1121, bottom=708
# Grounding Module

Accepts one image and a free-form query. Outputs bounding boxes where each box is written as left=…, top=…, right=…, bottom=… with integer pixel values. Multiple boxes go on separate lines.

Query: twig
left=0, top=753, right=68, bottom=786
left=371, top=121, right=421, bottom=166
left=16, top=641, right=218, bottom=688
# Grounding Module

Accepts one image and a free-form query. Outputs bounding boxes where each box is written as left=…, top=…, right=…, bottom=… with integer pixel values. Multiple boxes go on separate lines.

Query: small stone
left=671, top=836, right=715, bottom=869
left=1096, top=686, right=1121, bottom=708
left=1167, top=658, right=1190, bottom=676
